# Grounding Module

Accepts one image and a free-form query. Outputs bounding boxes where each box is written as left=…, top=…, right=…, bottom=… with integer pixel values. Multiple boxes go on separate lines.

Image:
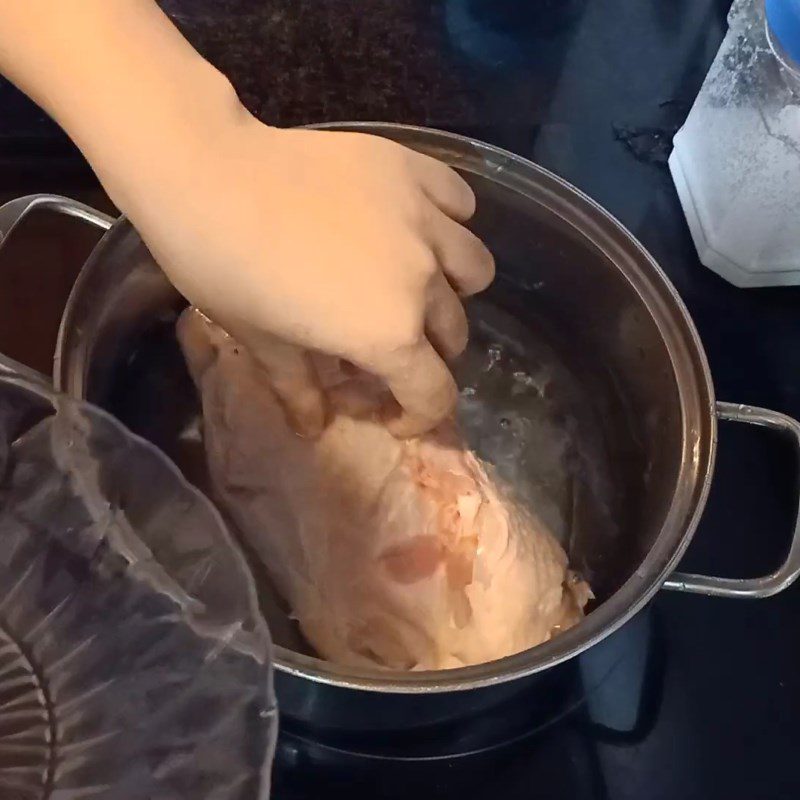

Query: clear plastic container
left=670, top=0, right=800, bottom=287
left=0, top=364, right=276, bottom=799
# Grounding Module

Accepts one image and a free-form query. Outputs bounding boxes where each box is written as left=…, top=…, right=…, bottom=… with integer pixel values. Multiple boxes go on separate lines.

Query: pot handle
left=0, top=194, right=114, bottom=249
left=663, top=402, right=800, bottom=599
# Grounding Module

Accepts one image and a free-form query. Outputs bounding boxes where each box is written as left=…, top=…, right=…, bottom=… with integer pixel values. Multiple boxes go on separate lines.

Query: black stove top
left=2, top=1, right=800, bottom=798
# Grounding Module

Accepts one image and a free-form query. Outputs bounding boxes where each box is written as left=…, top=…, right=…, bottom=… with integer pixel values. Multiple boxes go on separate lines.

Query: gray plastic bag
left=0, top=368, right=276, bottom=799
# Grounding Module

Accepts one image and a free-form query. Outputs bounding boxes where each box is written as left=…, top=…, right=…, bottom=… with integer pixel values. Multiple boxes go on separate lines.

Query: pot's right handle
left=663, top=402, right=800, bottom=599
left=0, top=194, right=114, bottom=249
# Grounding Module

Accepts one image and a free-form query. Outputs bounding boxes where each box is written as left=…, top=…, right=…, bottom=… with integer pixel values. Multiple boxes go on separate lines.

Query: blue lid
left=767, top=0, right=800, bottom=66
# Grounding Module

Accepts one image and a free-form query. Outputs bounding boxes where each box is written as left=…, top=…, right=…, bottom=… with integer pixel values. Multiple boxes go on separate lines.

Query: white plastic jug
left=670, top=0, right=800, bottom=287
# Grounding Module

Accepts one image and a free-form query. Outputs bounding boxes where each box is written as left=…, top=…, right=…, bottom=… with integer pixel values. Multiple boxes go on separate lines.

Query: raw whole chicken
left=178, top=309, right=590, bottom=670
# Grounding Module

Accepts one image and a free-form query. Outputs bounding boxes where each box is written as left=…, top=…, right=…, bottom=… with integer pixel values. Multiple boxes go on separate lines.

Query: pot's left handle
left=663, top=402, right=800, bottom=599
left=0, top=194, right=114, bottom=249
left=0, top=195, right=114, bottom=383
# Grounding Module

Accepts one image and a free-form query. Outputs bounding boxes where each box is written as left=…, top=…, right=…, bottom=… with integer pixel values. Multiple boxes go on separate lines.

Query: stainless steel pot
left=2, top=123, right=799, bottom=726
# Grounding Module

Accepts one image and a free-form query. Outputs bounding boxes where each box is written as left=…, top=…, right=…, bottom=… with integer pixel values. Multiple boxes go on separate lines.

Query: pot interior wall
left=465, top=170, right=685, bottom=602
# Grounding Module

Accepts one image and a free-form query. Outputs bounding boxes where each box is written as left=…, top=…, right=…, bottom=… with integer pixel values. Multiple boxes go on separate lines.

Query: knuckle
left=404, top=238, right=438, bottom=282
left=414, top=239, right=439, bottom=278
left=365, top=132, right=405, bottom=162
left=368, top=298, right=425, bottom=358
left=392, top=311, right=425, bottom=351
left=418, top=248, right=439, bottom=280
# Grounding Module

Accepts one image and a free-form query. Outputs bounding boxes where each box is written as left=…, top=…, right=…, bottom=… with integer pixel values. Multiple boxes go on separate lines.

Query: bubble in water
left=484, top=343, right=503, bottom=372
left=511, top=369, right=548, bottom=397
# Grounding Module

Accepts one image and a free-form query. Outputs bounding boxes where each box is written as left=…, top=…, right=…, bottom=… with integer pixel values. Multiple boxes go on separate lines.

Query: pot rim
left=55, top=122, right=718, bottom=693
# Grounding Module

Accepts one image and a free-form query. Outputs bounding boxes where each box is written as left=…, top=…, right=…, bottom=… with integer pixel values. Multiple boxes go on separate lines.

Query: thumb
left=229, top=323, right=327, bottom=438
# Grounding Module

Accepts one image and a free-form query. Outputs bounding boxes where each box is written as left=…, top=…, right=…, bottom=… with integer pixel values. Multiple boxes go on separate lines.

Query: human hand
left=111, top=117, right=494, bottom=437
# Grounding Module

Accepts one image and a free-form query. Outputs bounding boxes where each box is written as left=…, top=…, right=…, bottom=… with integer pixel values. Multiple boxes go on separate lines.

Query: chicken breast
left=178, top=309, right=590, bottom=670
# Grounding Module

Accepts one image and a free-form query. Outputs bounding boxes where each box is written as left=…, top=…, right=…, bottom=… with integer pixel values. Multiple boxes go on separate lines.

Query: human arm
left=0, top=0, right=494, bottom=435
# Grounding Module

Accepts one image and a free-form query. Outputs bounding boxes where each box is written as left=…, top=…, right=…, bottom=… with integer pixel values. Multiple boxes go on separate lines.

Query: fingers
left=378, top=338, right=459, bottom=438
left=425, top=272, right=468, bottom=361
left=247, top=334, right=327, bottom=438
left=426, top=206, right=495, bottom=296
left=406, top=149, right=494, bottom=295
left=408, top=151, right=476, bottom=223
